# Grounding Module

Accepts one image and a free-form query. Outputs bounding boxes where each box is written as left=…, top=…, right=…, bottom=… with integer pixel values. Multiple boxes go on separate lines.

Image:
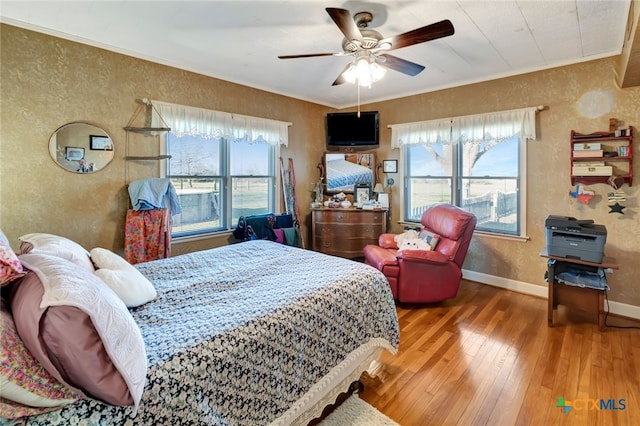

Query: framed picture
left=90, top=135, right=113, bottom=151
left=65, top=147, right=85, bottom=161
left=383, top=160, right=398, bottom=173
left=377, top=193, right=389, bottom=208
left=354, top=182, right=372, bottom=205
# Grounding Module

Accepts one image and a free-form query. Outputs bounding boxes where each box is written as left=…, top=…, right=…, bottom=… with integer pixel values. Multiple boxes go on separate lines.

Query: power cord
left=604, top=288, right=640, bottom=329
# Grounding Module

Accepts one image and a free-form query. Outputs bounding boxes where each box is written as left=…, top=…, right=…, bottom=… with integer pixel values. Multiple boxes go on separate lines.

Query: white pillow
left=90, top=247, right=157, bottom=307
left=19, top=233, right=94, bottom=272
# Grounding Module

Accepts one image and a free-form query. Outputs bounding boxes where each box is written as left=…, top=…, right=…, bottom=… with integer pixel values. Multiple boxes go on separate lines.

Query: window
left=167, top=133, right=276, bottom=237
left=393, top=107, right=538, bottom=237
left=404, top=135, right=520, bottom=235
left=150, top=101, right=289, bottom=238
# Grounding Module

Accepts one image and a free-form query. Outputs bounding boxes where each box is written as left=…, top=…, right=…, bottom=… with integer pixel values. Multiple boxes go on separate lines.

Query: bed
left=3, top=238, right=399, bottom=425
left=325, top=156, right=373, bottom=192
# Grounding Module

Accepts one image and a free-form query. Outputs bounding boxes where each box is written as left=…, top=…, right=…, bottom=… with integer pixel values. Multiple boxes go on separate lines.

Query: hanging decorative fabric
left=150, top=100, right=291, bottom=146
left=124, top=209, right=171, bottom=264
left=390, top=106, right=540, bottom=148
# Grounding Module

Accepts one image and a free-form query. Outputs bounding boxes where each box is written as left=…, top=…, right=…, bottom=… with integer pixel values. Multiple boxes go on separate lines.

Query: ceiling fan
left=278, top=7, right=455, bottom=86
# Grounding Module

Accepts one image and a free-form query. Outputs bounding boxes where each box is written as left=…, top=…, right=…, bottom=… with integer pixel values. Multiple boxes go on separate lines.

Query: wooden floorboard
left=360, top=280, right=640, bottom=426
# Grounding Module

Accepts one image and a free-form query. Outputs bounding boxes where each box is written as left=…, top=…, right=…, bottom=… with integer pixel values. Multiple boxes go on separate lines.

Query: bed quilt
left=24, top=240, right=399, bottom=425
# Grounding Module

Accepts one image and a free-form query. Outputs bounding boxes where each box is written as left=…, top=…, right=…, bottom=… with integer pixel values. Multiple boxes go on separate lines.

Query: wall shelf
left=124, top=100, right=172, bottom=183
left=570, top=127, right=633, bottom=186
left=124, top=100, right=171, bottom=163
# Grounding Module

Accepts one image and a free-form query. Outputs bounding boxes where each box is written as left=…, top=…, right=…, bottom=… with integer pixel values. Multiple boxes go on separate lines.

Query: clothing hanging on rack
left=124, top=208, right=171, bottom=264
left=128, top=178, right=182, bottom=214
left=124, top=178, right=181, bottom=264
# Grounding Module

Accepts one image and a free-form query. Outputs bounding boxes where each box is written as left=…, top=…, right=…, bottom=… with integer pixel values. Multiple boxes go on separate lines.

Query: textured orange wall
left=1, top=23, right=639, bottom=307
left=363, top=59, right=640, bottom=307
left=0, top=23, right=328, bottom=256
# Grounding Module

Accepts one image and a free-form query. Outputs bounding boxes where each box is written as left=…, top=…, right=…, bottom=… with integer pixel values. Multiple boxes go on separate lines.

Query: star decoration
left=608, top=202, right=626, bottom=214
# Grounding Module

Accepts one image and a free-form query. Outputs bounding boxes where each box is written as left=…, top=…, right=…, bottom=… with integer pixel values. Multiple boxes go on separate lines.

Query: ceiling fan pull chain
left=357, top=84, right=361, bottom=117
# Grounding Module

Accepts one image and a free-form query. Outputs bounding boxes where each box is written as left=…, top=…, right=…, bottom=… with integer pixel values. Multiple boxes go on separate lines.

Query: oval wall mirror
left=49, top=122, right=114, bottom=173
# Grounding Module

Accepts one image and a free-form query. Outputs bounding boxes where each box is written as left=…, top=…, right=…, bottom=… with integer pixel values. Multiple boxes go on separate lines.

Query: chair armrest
left=396, top=249, right=450, bottom=265
left=378, top=233, right=399, bottom=249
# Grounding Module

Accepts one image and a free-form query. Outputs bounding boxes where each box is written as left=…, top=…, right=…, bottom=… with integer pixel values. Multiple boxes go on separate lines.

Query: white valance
left=391, top=106, right=539, bottom=148
left=390, top=117, right=453, bottom=148
left=150, top=100, right=291, bottom=146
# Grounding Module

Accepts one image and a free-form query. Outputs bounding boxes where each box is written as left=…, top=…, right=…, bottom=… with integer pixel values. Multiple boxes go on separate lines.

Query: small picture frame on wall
left=90, top=135, right=113, bottom=151
left=354, top=182, right=372, bottom=205
left=65, top=147, right=85, bottom=161
left=383, top=160, right=398, bottom=173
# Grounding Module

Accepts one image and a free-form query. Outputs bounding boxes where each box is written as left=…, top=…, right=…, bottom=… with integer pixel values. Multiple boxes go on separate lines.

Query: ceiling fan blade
left=379, top=54, right=425, bottom=76
left=326, top=7, right=363, bottom=43
left=278, top=53, right=337, bottom=59
left=332, top=64, right=351, bottom=86
left=380, top=19, right=454, bottom=51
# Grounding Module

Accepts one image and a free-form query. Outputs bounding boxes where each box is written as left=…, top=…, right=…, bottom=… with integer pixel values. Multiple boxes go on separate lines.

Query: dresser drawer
left=357, top=211, right=386, bottom=224
left=315, top=222, right=383, bottom=237
left=313, top=209, right=384, bottom=224
left=313, top=237, right=374, bottom=257
left=311, top=208, right=387, bottom=258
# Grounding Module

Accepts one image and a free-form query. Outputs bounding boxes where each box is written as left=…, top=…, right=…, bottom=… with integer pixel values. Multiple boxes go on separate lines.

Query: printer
left=545, top=215, right=607, bottom=263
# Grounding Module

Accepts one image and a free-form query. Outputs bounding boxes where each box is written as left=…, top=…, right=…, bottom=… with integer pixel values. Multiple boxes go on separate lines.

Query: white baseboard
left=462, top=269, right=640, bottom=321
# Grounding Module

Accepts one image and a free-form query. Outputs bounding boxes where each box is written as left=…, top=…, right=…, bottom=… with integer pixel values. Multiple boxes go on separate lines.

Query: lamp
left=341, top=52, right=387, bottom=88
left=373, top=183, right=385, bottom=194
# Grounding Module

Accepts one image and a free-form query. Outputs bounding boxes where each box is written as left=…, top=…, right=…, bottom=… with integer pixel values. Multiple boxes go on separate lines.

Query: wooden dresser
left=311, top=208, right=387, bottom=258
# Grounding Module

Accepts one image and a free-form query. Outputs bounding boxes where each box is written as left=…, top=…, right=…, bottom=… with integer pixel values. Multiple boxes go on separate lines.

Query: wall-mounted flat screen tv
left=326, top=111, right=379, bottom=148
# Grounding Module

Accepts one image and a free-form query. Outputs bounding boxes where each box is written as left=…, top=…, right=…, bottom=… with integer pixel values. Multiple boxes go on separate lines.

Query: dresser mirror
left=49, top=122, right=114, bottom=173
left=323, top=152, right=376, bottom=193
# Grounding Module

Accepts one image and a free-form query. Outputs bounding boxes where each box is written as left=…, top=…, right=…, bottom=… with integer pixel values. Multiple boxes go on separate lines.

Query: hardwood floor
left=360, top=280, right=640, bottom=426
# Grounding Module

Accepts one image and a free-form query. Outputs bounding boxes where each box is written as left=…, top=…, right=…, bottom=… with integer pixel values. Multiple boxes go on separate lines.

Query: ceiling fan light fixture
left=342, top=56, right=387, bottom=87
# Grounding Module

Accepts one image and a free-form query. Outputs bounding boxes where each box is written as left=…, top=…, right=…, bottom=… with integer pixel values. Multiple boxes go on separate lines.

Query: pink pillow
left=0, top=230, right=26, bottom=286
left=9, top=259, right=145, bottom=407
left=1, top=297, right=80, bottom=419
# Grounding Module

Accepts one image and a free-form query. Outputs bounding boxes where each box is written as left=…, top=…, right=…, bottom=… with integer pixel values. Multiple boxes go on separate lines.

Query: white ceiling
left=0, top=0, right=632, bottom=109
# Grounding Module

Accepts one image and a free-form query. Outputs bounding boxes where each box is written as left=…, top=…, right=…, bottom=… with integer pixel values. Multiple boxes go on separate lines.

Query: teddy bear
left=398, top=238, right=432, bottom=252
left=394, top=229, right=419, bottom=248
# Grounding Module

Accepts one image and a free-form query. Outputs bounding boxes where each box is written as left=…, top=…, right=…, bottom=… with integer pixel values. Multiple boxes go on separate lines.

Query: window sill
left=473, top=230, right=530, bottom=242
left=171, top=230, right=233, bottom=244
left=398, top=221, right=529, bottom=242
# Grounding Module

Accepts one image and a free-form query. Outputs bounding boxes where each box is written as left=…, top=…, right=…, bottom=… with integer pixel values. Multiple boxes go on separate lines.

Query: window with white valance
left=390, top=106, right=540, bottom=238
left=151, top=100, right=291, bottom=146
left=391, top=107, right=538, bottom=148
left=150, top=100, right=290, bottom=238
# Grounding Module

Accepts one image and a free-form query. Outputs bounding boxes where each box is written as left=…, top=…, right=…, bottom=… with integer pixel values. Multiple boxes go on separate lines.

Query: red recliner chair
left=363, top=203, right=477, bottom=303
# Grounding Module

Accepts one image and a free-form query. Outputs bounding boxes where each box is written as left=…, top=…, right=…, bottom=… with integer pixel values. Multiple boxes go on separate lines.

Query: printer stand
left=540, top=249, right=618, bottom=331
